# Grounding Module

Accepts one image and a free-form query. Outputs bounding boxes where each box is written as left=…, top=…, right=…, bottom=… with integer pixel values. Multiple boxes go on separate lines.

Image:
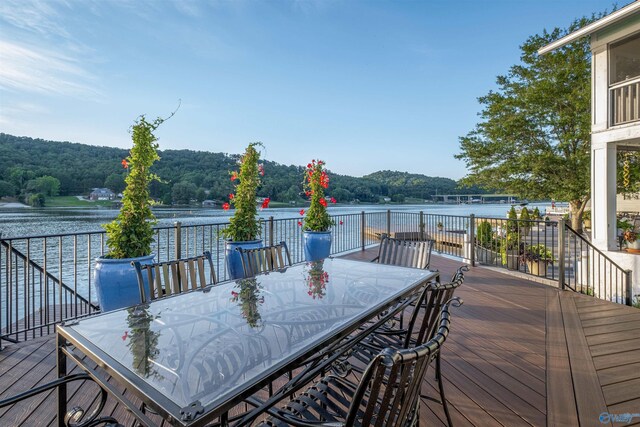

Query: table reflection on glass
left=56, top=257, right=438, bottom=426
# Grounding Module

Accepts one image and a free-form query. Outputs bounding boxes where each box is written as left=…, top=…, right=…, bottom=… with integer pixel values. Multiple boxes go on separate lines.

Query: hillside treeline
left=0, top=133, right=482, bottom=205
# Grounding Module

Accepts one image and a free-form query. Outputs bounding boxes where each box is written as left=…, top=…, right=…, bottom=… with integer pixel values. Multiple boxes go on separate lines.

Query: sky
left=0, top=0, right=621, bottom=180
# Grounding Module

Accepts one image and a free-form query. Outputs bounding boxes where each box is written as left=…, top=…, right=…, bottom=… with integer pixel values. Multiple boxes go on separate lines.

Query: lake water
left=0, top=202, right=552, bottom=239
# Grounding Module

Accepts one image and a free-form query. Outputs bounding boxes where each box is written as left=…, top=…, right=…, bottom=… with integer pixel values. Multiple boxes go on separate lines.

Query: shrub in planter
left=299, top=160, right=336, bottom=261
left=221, top=142, right=268, bottom=279
left=520, top=244, right=554, bottom=276
left=96, top=115, right=166, bottom=311
left=519, top=207, right=531, bottom=235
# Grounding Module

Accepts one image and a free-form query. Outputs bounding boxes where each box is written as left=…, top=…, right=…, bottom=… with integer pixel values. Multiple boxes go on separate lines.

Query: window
left=609, top=32, right=640, bottom=85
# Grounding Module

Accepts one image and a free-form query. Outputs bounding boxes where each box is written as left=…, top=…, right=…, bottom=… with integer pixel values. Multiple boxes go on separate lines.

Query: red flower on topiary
left=330, top=197, right=336, bottom=204
left=222, top=202, right=230, bottom=210
left=299, top=209, right=305, bottom=216
left=261, top=197, right=270, bottom=209
left=121, top=159, right=129, bottom=169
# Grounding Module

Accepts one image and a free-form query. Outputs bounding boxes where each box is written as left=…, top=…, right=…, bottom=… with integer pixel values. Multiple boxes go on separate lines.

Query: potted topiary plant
left=475, top=220, right=498, bottom=264
left=221, top=142, right=268, bottom=279
left=519, top=207, right=531, bottom=235
left=520, top=244, right=554, bottom=276
left=95, top=115, right=165, bottom=312
left=501, top=206, right=522, bottom=269
left=299, top=160, right=336, bottom=261
left=532, top=207, right=542, bottom=221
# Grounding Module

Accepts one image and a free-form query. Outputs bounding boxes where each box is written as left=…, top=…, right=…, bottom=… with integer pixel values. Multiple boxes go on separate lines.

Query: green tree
left=0, top=180, right=16, bottom=197
left=104, top=173, right=126, bottom=193
left=172, top=181, right=197, bottom=205
left=28, top=193, right=45, bottom=207
left=195, top=187, right=207, bottom=203
left=456, top=16, right=599, bottom=232
left=27, top=176, right=60, bottom=197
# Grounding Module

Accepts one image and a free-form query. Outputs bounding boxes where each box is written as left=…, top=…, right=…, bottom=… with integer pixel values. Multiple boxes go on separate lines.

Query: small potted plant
left=221, top=143, right=268, bottom=279
left=437, top=222, right=444, bottom=231
left=520, top=244, right=554, bottom=276
left=299, top=160, right=336, bottom=261
left=95, top=115, right=166, bottom=311
left=623, top=229, right=640, bottom=250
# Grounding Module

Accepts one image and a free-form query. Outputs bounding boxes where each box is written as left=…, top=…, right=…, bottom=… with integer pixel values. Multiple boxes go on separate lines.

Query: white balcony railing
left=610, top=77, right=640, bottom=126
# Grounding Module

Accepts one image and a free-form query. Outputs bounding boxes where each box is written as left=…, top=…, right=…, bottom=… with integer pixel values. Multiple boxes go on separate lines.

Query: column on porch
left=591, top=139, right=618, bottom=251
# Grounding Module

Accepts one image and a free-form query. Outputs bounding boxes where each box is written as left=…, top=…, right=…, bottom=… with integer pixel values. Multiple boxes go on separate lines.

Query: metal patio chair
left=258, top=299, right=461, bottom=427
left=349, top=265, right=467, bottom=427
left=132, top=251, right=217, bottom=303
left=237, top=241, right=292, bottom=278
left=372, top=235, right=436, bottom=270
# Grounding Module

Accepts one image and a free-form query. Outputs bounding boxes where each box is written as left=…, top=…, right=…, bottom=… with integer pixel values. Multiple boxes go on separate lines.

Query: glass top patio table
left=57, top=257, right=437, bottom=426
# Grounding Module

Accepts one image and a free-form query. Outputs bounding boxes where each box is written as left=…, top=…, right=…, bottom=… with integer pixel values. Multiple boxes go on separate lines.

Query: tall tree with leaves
left=456, top=16, right=600, bottom=232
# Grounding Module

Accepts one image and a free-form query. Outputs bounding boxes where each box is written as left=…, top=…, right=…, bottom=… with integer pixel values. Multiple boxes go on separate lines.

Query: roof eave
left=538, top=1, right=640, bottom=55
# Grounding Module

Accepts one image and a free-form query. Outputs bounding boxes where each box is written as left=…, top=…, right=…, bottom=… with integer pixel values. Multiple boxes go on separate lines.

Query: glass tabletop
left=60, top=258, right=434, bottom=420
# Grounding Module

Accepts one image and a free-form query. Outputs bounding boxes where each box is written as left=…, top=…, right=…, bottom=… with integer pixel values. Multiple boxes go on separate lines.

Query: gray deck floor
left=1, top=248, right=639, bottom=426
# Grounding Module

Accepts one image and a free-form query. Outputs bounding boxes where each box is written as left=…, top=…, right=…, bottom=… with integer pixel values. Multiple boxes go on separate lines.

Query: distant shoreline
left=0, top=202, right=30, bottom=208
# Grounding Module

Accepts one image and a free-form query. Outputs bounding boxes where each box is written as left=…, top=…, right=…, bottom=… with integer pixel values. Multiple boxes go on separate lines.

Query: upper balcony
left=608, top=31, right=640, bottom=127
left=611, top=76, right=640, bottom=126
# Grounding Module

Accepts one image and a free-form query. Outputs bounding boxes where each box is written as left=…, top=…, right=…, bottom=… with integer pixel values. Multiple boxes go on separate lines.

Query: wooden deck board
left=2, top=248, right=639, bottom=426
left=545, top=289, right=579, bottom=427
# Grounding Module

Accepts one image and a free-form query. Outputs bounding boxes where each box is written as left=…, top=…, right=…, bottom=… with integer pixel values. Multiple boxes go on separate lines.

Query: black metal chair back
left=132, top=251, right=216, bottom=303
left=373, top=235, right=435, bottom=269
left=403, top=265, right=467, bottom=348
left=237, top=241, right=292, bottom=277
left=346, top=299, right=459, bottom=426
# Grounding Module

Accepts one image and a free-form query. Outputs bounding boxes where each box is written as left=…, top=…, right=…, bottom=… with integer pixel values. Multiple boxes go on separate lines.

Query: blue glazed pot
left=303, top=231, right=332, bottom=262
left=225, top=240, right=263, bottom=279
left=94, top=254, right=154, bottom=312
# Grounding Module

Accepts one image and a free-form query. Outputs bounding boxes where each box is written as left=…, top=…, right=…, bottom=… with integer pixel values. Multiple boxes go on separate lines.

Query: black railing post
left=361, top=211, right=366, bottom=252
left=419, top=211, right=425, bottom=240
left=268, top=216, right=274, bottom=247
left=386, top=210, right=391, bottom=237
left=469, top=214, right=476, bottom=267
left=558, top=219, right=565, bottom=290
left=625, top=269, right=633, bottom=306
left=174, top=221, right=182, bottom=260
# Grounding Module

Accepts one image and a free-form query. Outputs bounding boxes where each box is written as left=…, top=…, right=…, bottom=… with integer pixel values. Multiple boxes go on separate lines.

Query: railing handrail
left=563, top=223, right=628, bottom=272
left=609, top=75, right=640, bottom=91
left=0, top=239, right=99, bottom=310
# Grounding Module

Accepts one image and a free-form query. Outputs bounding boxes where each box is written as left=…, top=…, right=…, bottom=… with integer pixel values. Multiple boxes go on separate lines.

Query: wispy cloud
left=0, top=0, right=101, bottom=99
left=0, top=40, right=100, bottom=97
left=0, top=0, right=71, bottom=39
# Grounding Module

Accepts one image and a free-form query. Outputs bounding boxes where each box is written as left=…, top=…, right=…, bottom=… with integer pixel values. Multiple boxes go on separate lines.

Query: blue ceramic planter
left=225, top=240, right=263, bottom=279
left=94, top=254, right=154, bottom=312
left=303, top=231, right=332, bottom=262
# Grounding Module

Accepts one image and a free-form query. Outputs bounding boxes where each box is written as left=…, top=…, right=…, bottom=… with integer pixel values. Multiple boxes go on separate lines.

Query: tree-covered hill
left=0, top=133, right=476, bottom=205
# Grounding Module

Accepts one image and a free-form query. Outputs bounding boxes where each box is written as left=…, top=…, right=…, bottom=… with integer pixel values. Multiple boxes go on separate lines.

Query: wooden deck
left=1, top=248, right=639, bottom=426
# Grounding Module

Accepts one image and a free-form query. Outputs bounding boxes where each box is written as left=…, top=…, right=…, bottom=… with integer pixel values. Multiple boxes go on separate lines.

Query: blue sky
left=0, top=0, right=618, bottom=179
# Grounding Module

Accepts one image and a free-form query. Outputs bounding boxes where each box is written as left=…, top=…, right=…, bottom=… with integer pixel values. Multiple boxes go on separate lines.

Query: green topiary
left=532, top=207, right=541, bottom=220
left=222, top=142, right=265, bottom=242
left=104, top=116, right=164, bottom=258
left=302, top=160, right=335, bottom=232
left=477, top=221, right=493, bottom=248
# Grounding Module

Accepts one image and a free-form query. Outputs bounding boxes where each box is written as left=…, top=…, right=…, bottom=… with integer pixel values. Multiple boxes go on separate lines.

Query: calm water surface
left=0, top=203, right=551, bottom=239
